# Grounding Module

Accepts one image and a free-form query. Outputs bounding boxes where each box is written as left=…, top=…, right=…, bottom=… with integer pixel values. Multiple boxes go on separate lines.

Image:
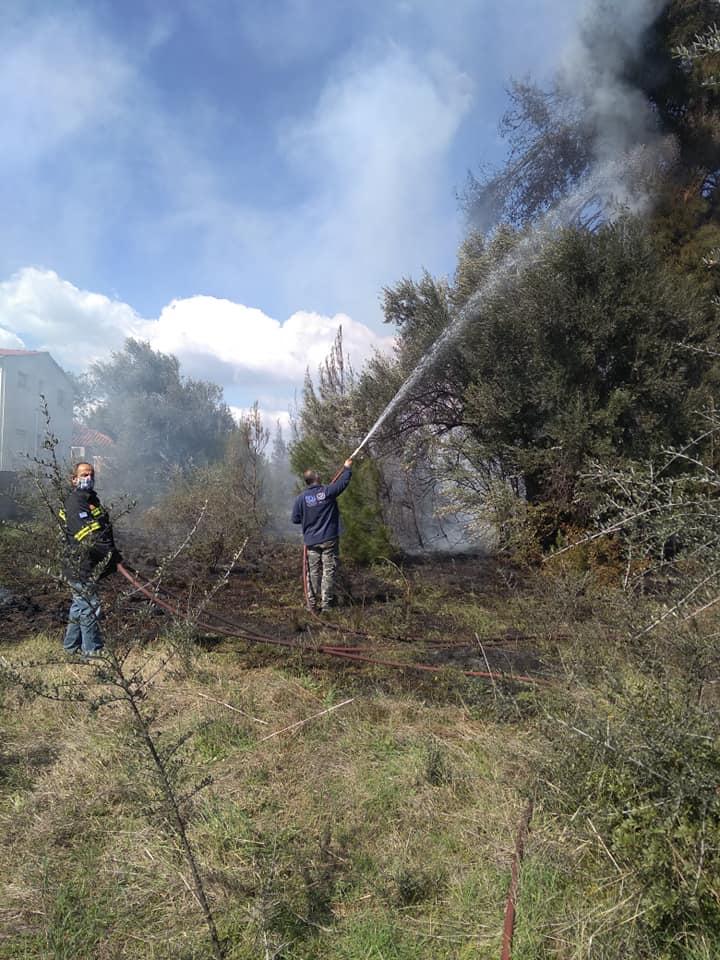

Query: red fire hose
left=501, top=800, right=533, bottom=960
left=117, top=563, right=553, bottom=687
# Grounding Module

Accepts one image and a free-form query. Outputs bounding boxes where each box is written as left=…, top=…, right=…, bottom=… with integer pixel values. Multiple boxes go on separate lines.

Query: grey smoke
left=560, top=0, right=667, bottom=163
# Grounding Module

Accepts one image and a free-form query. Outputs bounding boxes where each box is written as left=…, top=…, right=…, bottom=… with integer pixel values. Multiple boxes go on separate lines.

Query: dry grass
left=4, top=554, right=709, bottom=959
left=0, top=620, right=536, bottom=959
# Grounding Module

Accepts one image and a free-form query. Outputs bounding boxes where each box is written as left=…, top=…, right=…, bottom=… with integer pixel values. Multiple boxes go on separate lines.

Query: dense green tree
left=87, top=338, right=236, bottom=498
left=290, top=329, right=395, bottom=565
left=457, top=220, right=713, bottom=505
left=358, top=217, right=715, bottom=544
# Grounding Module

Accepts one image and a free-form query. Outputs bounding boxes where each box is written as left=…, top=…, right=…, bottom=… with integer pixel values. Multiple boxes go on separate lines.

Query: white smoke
left=559, top=0, right=668, bottom=163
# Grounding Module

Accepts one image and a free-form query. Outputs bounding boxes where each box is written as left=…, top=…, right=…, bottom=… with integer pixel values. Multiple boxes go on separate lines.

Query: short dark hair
left=71, top=461, right=94, bottom=478
left=303, top=469, right=319, bottom=486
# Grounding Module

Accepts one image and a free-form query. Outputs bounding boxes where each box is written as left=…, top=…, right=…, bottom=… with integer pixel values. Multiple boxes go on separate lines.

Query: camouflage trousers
left=306, top=539, right=339, bottom=610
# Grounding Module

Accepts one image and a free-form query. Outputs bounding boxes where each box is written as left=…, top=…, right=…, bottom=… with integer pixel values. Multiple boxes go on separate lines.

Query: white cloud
left=142, top=295, right=394, bottom=384
left=0, top=328, right=25, bottom=349
left=0, top=268, right=394, bottom=406
left=118, top=36, right=476, bottom=328
left=287, top=47, right=471, bottom=185
left=0, top=268, right=142, bottom=368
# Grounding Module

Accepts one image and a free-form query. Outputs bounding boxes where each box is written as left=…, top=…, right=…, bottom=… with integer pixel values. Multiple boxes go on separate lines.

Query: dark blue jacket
left=291, top=467, right=352, bottom=546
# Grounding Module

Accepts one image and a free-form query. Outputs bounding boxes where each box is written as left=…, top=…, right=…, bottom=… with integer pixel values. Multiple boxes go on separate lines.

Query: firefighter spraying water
left=292, top=458, right=353, bottom=612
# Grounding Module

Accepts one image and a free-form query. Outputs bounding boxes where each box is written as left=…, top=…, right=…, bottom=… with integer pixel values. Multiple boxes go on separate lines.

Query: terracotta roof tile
left=0, top=349, right=44, bottom=356
left=72, top=424, right=115, bottom=448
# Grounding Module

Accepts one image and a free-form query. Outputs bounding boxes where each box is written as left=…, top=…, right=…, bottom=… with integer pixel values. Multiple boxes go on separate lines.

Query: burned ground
left=0, top=543, right=559, bottom=687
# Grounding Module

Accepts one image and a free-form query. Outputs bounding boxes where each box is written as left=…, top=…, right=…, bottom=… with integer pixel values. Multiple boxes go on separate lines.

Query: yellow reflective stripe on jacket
left=74, top=520, right=102, bottom=542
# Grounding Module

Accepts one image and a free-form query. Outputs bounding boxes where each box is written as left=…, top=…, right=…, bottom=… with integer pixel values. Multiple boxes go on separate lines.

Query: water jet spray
left=344, top=144, right=672, bottom=466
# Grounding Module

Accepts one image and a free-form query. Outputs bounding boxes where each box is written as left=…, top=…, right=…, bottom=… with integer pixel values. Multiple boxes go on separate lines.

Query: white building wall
left=0, top=354, right=73, bottom=471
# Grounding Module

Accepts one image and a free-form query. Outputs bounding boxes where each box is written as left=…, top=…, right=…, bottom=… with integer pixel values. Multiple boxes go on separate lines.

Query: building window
left=71, top=446, right=86, bottom=462
left=57, top=389, right=65, bottom=408
left=17, top=371, right=28, bottom=389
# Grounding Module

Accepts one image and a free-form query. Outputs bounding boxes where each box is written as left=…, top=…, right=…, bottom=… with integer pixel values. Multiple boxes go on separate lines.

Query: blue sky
left=0, top=0, right=583, bottom=423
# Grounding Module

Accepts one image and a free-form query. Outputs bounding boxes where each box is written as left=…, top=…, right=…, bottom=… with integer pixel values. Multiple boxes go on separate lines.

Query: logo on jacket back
left=305, top=494, right=317, bottom=506
left=316, top=491, right=326, bottom=501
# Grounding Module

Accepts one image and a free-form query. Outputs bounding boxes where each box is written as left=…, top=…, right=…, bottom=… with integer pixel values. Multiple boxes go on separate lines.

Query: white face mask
left=76, top=476, right=94, bottom=491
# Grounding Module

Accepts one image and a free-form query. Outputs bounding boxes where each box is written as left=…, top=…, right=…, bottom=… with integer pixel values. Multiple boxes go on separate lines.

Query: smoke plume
left=560, top=0, right=667, bottom=164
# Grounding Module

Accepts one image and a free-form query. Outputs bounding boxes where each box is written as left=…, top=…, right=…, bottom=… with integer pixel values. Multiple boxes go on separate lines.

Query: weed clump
left=392, top=863, right=447, bottom=906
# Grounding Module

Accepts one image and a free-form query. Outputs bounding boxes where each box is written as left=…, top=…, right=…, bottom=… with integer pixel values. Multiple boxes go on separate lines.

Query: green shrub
left=539, top=682, right=720, bottom=955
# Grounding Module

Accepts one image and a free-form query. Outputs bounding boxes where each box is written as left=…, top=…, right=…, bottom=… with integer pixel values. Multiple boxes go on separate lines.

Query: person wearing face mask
left=59, top=461, right=121, bottom=656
